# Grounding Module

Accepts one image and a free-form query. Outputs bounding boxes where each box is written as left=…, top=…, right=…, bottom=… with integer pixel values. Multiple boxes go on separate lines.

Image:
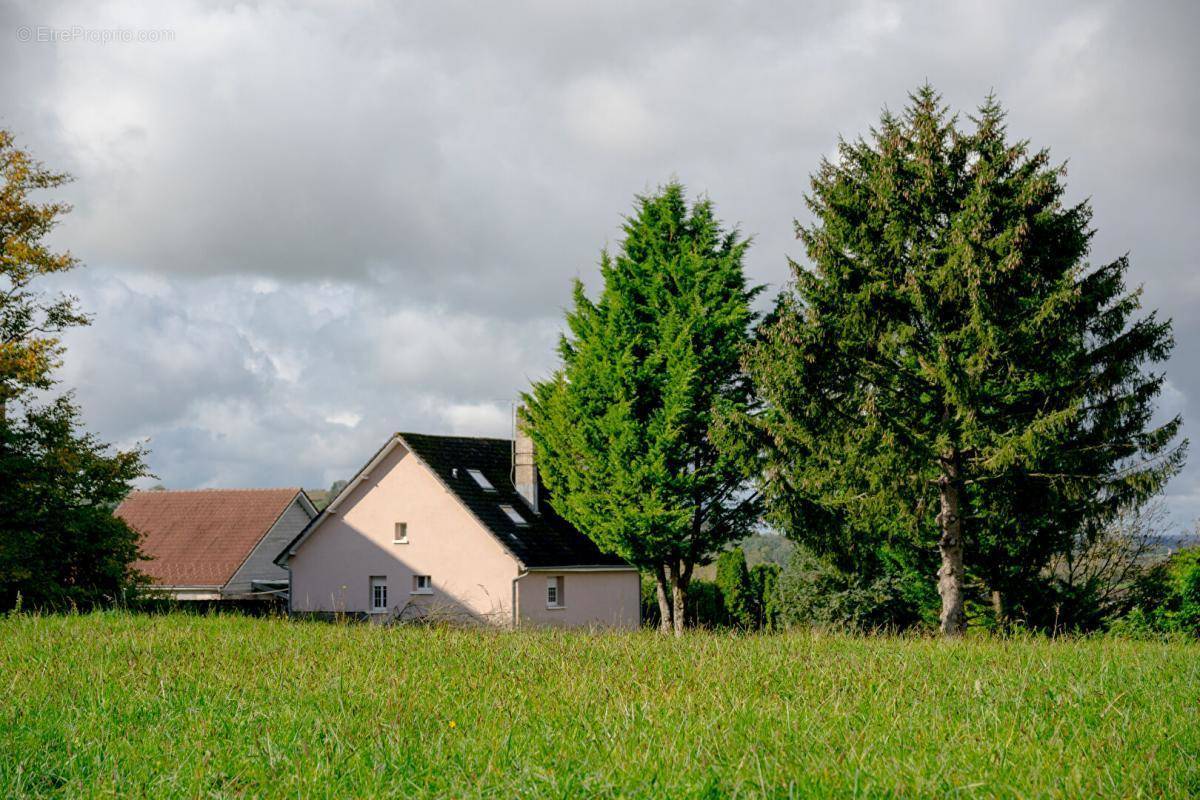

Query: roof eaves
left=274, top=438, right=405, bottom=566
left=273, top=435, right=530, bottom=571
left=522, top=564, right=638, bottom=572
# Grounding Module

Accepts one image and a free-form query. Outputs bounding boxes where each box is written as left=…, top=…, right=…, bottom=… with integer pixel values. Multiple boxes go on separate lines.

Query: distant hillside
left=740, top=533, right=795, bottom=567
left=694, top=534, right=795, bottom=580
left=305, top=480, right=347, bottom=512
left=1151, top=533, right=1200, bottom=557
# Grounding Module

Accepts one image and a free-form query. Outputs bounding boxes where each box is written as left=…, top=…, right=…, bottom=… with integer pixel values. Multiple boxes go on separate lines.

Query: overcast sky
left=2, top=1, right=1198, bottom=527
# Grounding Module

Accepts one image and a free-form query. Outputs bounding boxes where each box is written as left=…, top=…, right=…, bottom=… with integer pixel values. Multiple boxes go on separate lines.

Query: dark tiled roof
left=398, top=433, right=630, bottom=569
left=116, top=488, right=300, bottom=586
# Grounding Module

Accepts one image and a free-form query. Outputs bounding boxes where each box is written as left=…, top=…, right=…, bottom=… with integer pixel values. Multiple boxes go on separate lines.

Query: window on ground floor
left=412, top=574, right=433, bottom=594
left=370, top=576, right=388, bottom=612
left=546, top=575, right=565, bottom=608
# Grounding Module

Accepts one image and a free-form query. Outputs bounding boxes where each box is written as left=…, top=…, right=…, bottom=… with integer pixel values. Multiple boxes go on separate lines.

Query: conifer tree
left=715, top=547, right=754, bottom=628
left=749, top=562, right=781, bottom=630
left=746, top=88, right=1185, bottom=635
left=524, top=182, right=760, bottom=635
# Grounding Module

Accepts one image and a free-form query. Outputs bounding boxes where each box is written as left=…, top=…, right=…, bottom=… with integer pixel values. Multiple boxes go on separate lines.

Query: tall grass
left=2, top=612, right=1197, bottom=798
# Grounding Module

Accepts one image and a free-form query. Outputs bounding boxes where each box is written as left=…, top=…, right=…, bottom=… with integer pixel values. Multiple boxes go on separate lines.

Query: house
left=276, top=429, right=641, bottom=628
left=116, top=488, right=317, bottom=601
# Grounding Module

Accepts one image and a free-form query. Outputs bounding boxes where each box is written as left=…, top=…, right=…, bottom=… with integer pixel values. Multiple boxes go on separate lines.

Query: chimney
left=513, top=410, right=538, bottom=513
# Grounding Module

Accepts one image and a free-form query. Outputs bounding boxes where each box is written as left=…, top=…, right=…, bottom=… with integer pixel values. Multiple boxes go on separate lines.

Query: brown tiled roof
left=117, top=488, right=300, bottom=587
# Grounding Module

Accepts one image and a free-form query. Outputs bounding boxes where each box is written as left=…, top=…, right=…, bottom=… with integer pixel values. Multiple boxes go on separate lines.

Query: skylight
left=499, top=504, right=528, bottom=526
left=467, top=469, right=496, bottom=492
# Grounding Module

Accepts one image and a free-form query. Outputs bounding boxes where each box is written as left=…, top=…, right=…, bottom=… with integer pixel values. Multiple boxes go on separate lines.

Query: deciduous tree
left=0, top=130, right=147, bottom=610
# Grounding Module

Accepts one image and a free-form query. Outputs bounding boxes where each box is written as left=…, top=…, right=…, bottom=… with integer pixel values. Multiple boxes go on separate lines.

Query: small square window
left=546, top=576, right=564, bottom=608
left=370, top=576, right=388, bottom=612
left=394, top=522, right=408, bottom=544
left=467, top=469, right=497, bottom=492
left=499, top=504, right=528, bottom=527
left=412, top=575, right=433, bottom=594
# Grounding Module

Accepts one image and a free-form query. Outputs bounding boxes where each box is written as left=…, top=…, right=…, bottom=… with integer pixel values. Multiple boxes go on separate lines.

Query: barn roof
left=117, top=488, right=302, bottom=587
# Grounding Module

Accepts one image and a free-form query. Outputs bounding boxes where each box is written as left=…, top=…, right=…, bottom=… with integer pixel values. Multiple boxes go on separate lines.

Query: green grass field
left=2, top=613, right=1197, bottom=798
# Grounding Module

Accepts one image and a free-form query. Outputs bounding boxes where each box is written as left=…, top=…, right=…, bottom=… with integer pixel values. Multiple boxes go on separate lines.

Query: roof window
left=499, top=504, right=528, bottom=526
left=467, top=469, right=497, bottom=492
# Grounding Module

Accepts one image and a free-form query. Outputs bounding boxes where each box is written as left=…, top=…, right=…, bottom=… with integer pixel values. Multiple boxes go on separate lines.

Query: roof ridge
left=396, top=431, right=512, bottom=443
left=128, top=487, right=301, bottom=494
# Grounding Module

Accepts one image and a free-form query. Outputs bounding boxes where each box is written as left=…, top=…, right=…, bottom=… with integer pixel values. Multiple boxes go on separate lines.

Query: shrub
left=715, top=548, right=754, bottom=628
left=775, top=545, right=923, bottom=631
left=639, top=575, right=731, bottom=629
left=1116, top=547, right=1200, bottom=636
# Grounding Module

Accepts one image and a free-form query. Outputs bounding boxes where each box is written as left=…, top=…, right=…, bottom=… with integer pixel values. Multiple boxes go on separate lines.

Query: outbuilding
left=117, top=488, right=316, bottom=601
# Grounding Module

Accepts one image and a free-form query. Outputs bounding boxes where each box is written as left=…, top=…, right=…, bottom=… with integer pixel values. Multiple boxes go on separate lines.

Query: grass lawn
left=1, top=613, right=1197, bottom=798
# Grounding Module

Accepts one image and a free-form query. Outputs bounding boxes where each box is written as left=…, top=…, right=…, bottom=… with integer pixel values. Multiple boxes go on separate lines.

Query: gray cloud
left=2, top=0, right=1198, bottom=527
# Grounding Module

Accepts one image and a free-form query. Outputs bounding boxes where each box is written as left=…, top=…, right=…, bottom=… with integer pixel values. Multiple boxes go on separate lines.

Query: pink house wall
left=516, top=570, right=640, bottom=629
left=289, top=443, right=522, bottom=623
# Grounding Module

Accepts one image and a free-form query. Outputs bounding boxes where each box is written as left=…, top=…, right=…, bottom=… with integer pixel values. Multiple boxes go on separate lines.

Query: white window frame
left=546, top=575, right=565, bottom=609
left=499, top=504, right=528, bottom=527
left=412, top=574, right=433, bottom=595
left=466, top=468, right=497, bottom=492
left=369, top=576, right=388, bottom=613
left=394, top=521, right=409, bottom=544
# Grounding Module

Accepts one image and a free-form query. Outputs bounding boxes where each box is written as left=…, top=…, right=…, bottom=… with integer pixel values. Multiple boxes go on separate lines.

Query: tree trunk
left=991, top=589, right=1004, bottom=626
left=653, top=562, right=672, bottom=634
left=668, top=560, right=691, bottom=637
left=936, top=452, right=966, bottom=636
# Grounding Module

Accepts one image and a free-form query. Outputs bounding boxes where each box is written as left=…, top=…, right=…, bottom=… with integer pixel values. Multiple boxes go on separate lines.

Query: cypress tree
left=524, top=182, right=760, bottom=635
left=715, top=547, right=754, bottom=628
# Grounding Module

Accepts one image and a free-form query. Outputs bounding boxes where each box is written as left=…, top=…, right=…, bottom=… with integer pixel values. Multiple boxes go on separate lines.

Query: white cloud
left=325, top=412, right=363, bottom=429
left=439, top=402, right=513, bottom=438
left=50, top=267, right=561, bottom=488
left=3, top=0, right=1197, bottom=522
left=564, top=76, right=658, bottom=153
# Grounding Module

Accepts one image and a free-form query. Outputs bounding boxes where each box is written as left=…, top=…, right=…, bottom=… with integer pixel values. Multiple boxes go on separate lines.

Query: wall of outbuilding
left=516, top=569, right=640, bottom=629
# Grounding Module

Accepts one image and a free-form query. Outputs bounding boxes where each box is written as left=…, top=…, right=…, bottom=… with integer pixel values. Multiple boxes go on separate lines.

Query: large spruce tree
left=747, top=88, right=1185, bottom=635
left=0, top=130, right=147, bottom=610
left=524, top=182, right=760, bottom=635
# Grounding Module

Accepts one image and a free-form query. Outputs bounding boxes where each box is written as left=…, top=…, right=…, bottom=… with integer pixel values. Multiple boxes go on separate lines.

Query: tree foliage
left=1116, top=546, right=1200, bottom=637
left=524, top=182, right=760, bottom=634
left=775, top=544, right=921, bottom=632
left=0, top=397, right=146, bottom=609
left=0, top=130, right=147, bottom=610
left=746, top=88, right=1185, bottom=634
left=715, top=547, right=754, bottom=628
left=748, top=562, right=781, bottom=630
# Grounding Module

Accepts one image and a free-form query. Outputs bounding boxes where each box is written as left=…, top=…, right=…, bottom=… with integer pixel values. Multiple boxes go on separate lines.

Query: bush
left=775, top=545, right=923, bottom=631
left=639, top=575, right=737, bottom=629
left=1115, top=547, right=1200, bottom=636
